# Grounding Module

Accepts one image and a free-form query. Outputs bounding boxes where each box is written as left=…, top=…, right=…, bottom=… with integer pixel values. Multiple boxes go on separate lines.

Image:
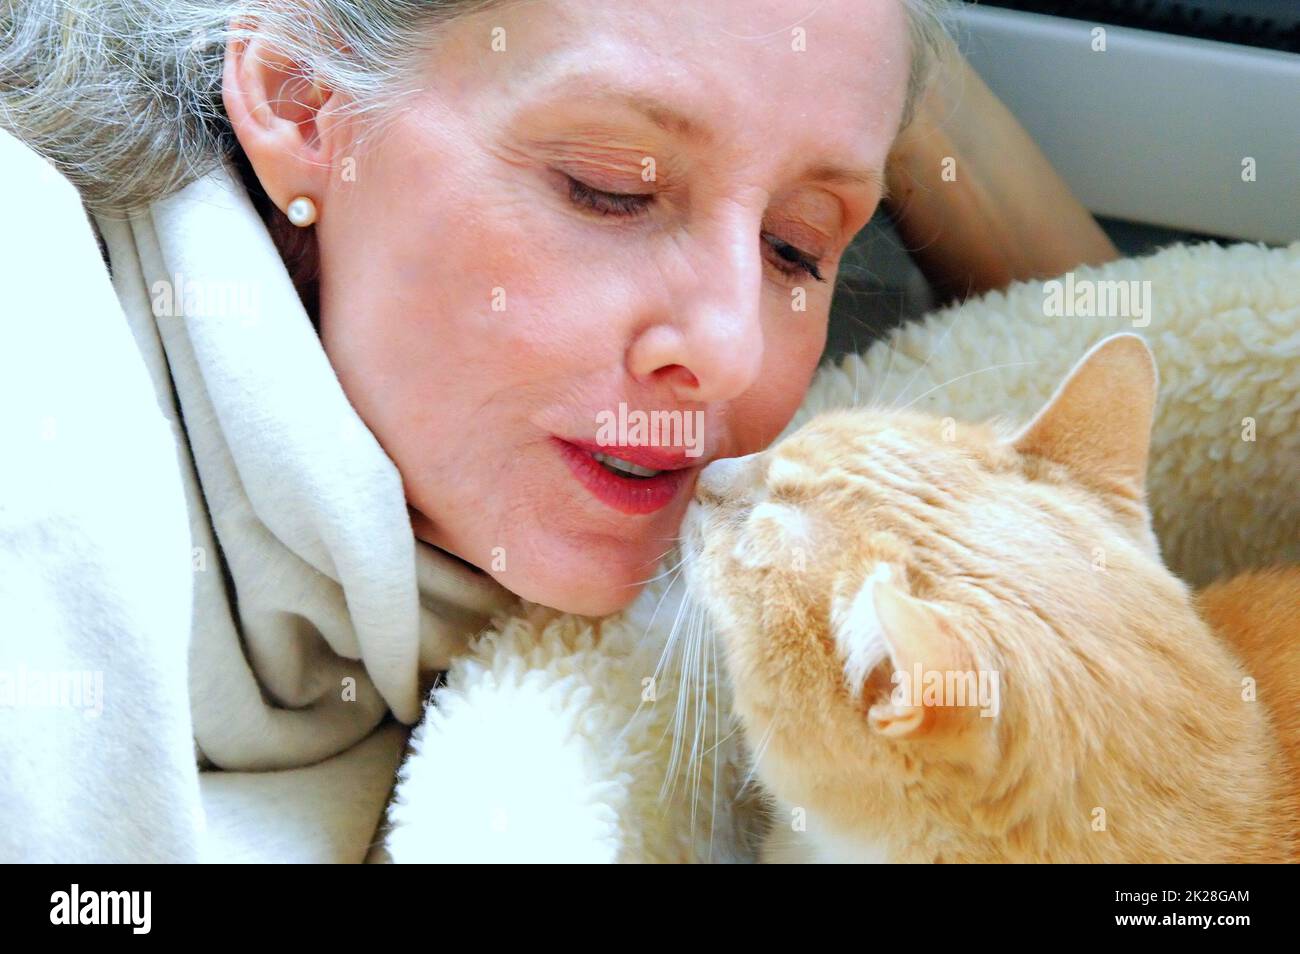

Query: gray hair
left=0, top=0, right=953, bottom=216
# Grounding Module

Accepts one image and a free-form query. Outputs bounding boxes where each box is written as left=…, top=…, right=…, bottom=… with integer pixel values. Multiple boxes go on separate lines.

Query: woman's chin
left=497, top=549, right=662, bottom=617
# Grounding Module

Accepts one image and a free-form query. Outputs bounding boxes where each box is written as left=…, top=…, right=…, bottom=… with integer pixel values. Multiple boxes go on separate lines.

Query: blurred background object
left=825, top=0, right=1300, bottom=363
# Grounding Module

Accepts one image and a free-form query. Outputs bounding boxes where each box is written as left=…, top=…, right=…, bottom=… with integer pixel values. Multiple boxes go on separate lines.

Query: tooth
left=592, top=451, right=662, bottom=478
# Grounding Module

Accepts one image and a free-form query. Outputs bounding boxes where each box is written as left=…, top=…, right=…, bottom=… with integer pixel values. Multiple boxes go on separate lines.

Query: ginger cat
left=682, top=334, right=1299, bottom=863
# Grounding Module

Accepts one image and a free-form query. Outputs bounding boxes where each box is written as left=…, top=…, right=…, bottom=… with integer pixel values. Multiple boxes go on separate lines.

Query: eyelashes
left=562, top=174, right=828, bottom=284
left=760, top=232, right=826, bottom=283
left=565, top=175, right=654, bottom=218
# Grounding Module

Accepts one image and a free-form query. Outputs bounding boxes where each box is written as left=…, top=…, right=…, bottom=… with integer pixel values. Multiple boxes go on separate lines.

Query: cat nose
left=697, top=452, right=759, bottom=502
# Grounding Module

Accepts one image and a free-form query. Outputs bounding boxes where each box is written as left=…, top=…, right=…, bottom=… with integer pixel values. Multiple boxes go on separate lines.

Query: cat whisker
left=701, top=719, right=744, bottom=758
left=866, top=329, right=900, bottom=410
left=686, top=604, right=710, bottom=829
left=894, top=360, right=1039, bottom=414
left=624, top=546, right=687, bottom=589
left=660, top=600, right=700, bottom=804
left=614, top=561, right=690, bottom=749
left=670, top=612, right=691, bottom=802
left=708, top=617, right=722, bottom=861
left=623, top=531, right=730, bottom=859
left=738, top=718, right=778, bottom=797
left=885, top=304, right=965, bottom=410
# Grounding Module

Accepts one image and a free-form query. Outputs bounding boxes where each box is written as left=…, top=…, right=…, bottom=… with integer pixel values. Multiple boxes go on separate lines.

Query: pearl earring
left=286, top=195, right=317, bottom=227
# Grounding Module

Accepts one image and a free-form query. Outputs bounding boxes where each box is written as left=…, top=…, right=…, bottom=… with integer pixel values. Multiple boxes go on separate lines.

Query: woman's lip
left=562, top=437, right=699, bottom=472
left=552, top=437, right=693, bottom=516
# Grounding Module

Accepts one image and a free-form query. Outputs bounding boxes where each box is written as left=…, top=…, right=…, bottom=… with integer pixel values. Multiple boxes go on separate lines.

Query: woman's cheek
left=740, top=308, right=829, bottom=448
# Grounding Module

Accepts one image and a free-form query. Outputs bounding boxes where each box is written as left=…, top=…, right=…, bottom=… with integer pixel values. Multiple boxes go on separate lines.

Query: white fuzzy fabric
left=385, top=592, right=760, bottom=862
left=387, top=239, right=1299, bottom=863
left=1, top=127, right=201, bottom=864
left=0, top=127, right=519, bottom=863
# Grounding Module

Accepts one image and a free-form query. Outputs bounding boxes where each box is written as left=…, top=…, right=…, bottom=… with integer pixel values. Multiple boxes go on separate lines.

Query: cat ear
left=831, top=566, right=975, bottom=740
left=1011, top=333, right=1158, bottom=503
left=870, top=576, right=980, bottom=739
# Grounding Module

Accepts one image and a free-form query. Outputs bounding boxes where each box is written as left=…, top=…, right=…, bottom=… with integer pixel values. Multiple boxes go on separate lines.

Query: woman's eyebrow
left=801, top=162, right=887, bottom=194
left=530, top=76, right=716, bottom=145
left=530, top=76, right=887, bottom=194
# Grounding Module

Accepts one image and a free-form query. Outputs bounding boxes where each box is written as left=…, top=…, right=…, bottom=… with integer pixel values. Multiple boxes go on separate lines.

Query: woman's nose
left=626, top=215, right=766, bottom=405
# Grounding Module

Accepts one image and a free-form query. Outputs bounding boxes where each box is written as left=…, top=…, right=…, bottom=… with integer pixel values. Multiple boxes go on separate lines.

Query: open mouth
left=589, top=451, right=664, bottom=478
left=552, top=437, right=695, bottom=516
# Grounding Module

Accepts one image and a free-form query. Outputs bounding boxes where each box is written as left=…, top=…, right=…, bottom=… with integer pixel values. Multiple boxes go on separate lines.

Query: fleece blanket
left=385, top=239, right=1299, bottom=862
left=0, top=126, right=521, bottom=863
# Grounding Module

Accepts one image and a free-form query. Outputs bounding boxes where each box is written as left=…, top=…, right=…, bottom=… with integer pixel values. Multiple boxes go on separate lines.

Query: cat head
left=681, top=334, right=1187, bottom=847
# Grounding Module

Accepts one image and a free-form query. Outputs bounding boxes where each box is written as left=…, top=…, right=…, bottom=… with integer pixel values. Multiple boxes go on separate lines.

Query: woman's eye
left=565, top=175, right=653, bottom=218
left=761, top=231, right=827, bottom=284
left=563, top=174, right=826, bottom=285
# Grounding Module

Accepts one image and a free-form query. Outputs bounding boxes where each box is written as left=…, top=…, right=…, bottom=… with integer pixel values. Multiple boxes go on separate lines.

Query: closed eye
left=565, top=174, right=654, bottom=217
left=561, top=174, right=828, bottom=284
left=760, top=232, right=825, bottom=283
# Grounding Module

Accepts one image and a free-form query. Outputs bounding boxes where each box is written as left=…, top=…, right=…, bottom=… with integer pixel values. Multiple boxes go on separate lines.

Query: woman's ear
left=221, top=25, right=344, bottom=213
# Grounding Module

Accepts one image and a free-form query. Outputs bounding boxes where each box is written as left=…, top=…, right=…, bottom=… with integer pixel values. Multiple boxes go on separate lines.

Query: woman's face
left=314, top=0, right=910, bottom=615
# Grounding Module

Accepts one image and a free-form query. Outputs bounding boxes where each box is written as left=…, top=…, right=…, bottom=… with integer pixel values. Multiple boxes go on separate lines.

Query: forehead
left=770, top=411, right=1007, bottom=488
left=754, top=416, right=882, bottom=497
left=453, top=0, right=912, bottom=161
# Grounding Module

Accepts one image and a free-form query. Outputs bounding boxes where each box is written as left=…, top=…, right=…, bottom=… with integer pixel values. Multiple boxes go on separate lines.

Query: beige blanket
left=0, top=127, right=519, bottom=862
